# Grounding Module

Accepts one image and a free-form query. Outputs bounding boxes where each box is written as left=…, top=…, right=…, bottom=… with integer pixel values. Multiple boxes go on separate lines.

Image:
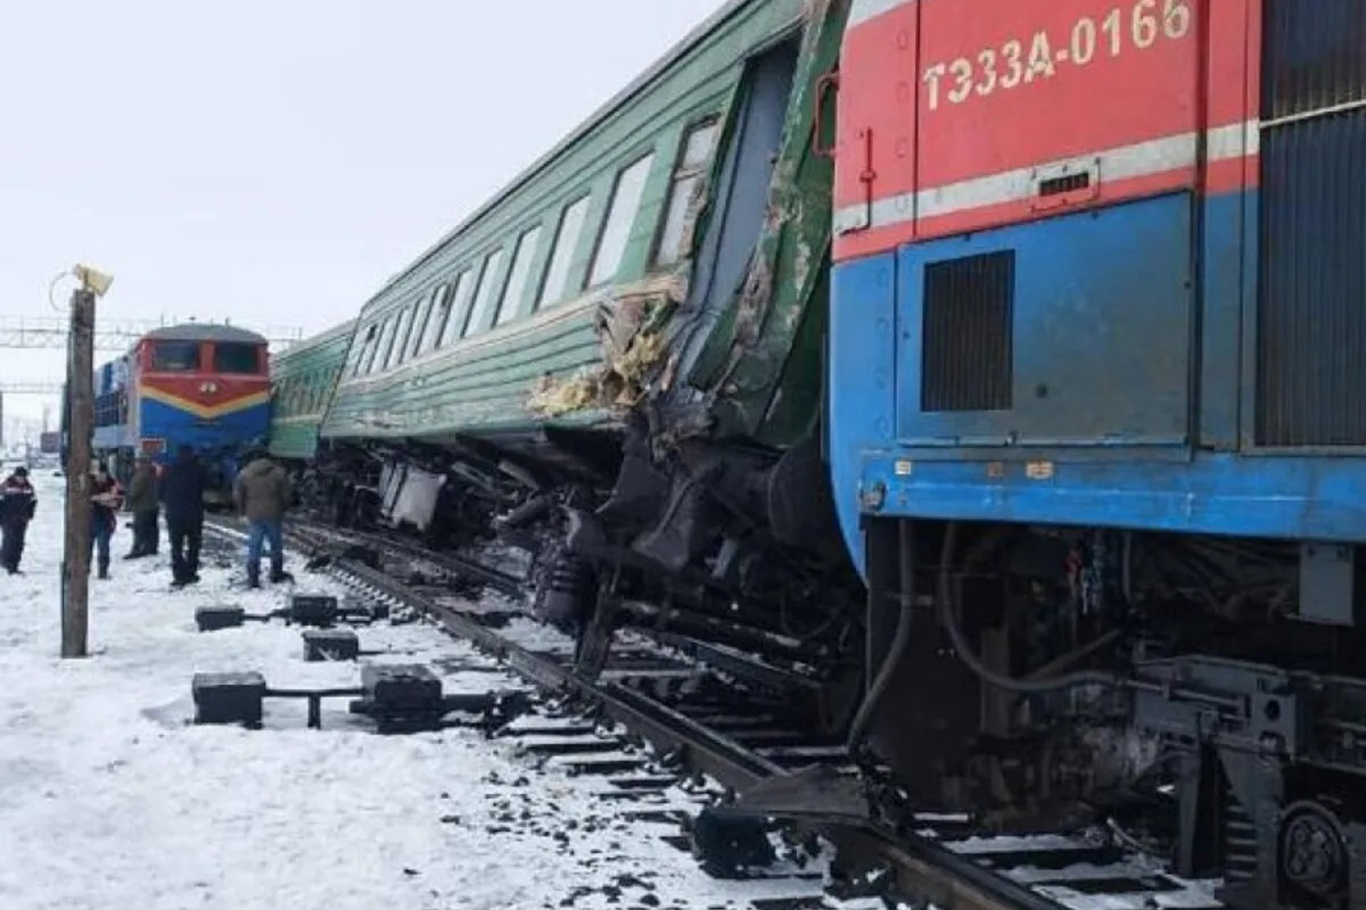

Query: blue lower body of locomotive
left=828, top=187, right=1365, bottom=577
left=91, top=398, right=269, bottom=503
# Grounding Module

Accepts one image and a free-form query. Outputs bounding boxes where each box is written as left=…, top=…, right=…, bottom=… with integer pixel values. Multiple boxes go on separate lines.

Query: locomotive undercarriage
left=862, top=519, right=1366, bottom=910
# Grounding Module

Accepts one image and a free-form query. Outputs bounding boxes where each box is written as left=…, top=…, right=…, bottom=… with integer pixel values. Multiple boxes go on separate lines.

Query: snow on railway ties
left=0, top=482, right=855, bottom=909
left=198, top=515, right=1232, bottom=910
left=190, top=518, right=850, bottom=904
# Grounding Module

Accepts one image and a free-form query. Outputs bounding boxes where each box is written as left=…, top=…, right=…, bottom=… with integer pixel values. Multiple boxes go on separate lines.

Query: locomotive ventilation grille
left=921, top=250, right=1015, bottom=413
left=1256, top=0, right=1366, bottom=446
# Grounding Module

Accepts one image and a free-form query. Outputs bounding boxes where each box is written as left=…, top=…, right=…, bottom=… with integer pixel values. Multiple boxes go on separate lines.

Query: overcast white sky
left=0, top=0, right=730, bottom=427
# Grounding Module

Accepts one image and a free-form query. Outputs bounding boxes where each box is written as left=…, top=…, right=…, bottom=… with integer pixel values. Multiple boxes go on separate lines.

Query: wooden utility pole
left=61, top=284, right=98, bottom=658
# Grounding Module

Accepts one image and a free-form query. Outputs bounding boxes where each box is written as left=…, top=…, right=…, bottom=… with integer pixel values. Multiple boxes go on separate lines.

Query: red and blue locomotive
left=85, top=323, right=270, bottom=499
left=830, top=1, right=1365, bottom=906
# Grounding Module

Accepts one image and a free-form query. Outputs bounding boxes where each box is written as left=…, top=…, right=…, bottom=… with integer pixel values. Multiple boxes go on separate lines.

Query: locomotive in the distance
left=72, top=322, right=271, bottom=502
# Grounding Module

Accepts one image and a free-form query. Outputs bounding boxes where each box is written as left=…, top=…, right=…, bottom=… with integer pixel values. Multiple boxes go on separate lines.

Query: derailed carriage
left=279, top=0, right=864, bottom=716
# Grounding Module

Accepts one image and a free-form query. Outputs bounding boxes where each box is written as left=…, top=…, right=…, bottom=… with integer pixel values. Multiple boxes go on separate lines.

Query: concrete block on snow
left=302, top=629, right=359, bottom=662
left=195, top=606, right=245, bottom=632
left=191, top=672, right=266, bottom=727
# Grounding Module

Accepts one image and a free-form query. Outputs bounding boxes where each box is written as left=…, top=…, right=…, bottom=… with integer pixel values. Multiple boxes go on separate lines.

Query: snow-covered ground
left=0, top=475, right=832, bottom=910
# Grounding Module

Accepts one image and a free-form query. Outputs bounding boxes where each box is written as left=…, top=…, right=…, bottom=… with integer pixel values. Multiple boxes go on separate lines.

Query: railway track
left=204, top=515, right=1224, bottom=910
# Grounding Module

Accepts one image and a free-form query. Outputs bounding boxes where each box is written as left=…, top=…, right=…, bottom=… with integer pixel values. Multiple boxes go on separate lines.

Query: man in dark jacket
left=1, top=466, right=37, bottom=575
left=233, top=452, right=293, bottom=588
left=124, top=454, right=159, bottom=559
left=89, top=462, right=122, bottom=580
left=161, top=445, right=206, bottom=587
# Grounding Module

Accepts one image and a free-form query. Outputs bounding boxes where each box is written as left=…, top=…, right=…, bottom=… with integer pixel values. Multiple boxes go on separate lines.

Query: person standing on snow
left=232, top=451, right=293, bottom=589
left=1, top=466, right=37, bottom=575
left=123, top=453, right=159, bottom=560
left=160, top=445, right=206, bottom=588
left=89, top=462, right=123, bottom=580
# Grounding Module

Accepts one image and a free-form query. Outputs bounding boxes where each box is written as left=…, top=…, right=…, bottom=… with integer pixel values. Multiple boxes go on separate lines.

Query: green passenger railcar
left=289, top=0, right=859, bottom=702
left=321, top=0, right=828, bottom=448
left=268, top=320, right=355, bottom=463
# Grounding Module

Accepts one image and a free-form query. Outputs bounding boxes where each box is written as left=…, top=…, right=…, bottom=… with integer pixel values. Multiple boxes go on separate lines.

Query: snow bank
left=0, top=475, right=828, bottom=910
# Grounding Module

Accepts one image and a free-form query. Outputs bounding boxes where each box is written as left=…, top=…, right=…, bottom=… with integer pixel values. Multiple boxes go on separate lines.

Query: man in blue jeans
left=89, top=462, right=123, bottom=580
left=232, top=451, right=293, bottom=589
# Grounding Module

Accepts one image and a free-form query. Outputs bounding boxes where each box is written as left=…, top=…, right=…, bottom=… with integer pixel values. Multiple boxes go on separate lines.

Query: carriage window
left=440, top=270, right=475, bottom=347
left=655, top=119, right=718, bottom=267
left=408, top=293, right=436, bottom=360
left=151, top=341, right=201, bottom=372
left=382, top=307, right=413, bottom=371
left=366, top=318, right=396, bottom=374
left=214, top=342, right=260, bottom=374
left=589, top=153, right=654, bottom=287
left=495, top=225, right=542, bottom=327
left=351, top=324, right=378, bottom=377
left=418, top=283, right=451, bottom=356
left=463, top=248, right=507, bottom=338
left=538, top=196, right=590, bottom=308
left=391, top=305, right=418, bottom=368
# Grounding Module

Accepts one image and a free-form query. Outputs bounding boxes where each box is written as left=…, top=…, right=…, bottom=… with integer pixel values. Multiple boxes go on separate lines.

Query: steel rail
left=338, top=555, right=1067, bottom=910
left=284, top=519, right=527, bottom=596
left=202, top=517, right=1082, bottom=910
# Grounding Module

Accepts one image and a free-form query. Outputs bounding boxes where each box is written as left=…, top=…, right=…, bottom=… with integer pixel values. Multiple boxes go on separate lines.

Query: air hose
left=845, top=522, right=916, bottom=750
left=845, top=521, right=1129, bottom=751
left=937, top=521, right=1128, bottom=694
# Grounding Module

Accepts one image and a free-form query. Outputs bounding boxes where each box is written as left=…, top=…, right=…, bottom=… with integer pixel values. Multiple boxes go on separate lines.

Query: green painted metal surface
left=688, top=0, right=845, bottom=448
left=268, top=320, right=354, bottom=460
left=320, top=0, right=810, bottom=445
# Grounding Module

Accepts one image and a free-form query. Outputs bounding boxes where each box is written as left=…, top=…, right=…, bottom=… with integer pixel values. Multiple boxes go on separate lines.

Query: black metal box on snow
left=195, top=606, right=246, bottom=632
left=192, top=672, right=266, bottom=726
left=302, top=629, right=360, bottom=662
left=361, top=664, right=443, bottom=716
left=289, top=595, right=338, bottom=627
